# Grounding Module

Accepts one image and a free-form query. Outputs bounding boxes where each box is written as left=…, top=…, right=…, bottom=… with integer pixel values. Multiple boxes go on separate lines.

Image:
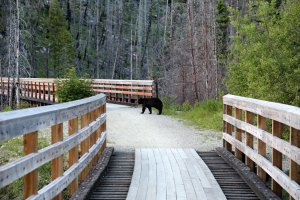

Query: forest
left=0, top=0, right=299, bottom=106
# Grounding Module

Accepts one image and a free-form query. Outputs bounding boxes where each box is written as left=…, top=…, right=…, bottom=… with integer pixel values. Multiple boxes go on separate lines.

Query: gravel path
left=106, top=103, right=222, bottom=152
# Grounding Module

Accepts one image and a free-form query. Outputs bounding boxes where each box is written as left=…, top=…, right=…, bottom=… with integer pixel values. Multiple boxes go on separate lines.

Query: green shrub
left=56, top=68, right=95, bottom=102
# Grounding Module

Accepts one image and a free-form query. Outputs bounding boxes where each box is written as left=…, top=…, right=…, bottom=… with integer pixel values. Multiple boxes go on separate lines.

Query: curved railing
left=223, top=94, right=300, bottom=199
left=0, top=94, right=107, bottom=199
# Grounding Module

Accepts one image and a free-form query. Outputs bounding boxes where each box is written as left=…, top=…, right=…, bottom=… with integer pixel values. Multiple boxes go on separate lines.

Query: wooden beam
left=235, top=108, right=243, bottom=160
left=223, top=104, right=232, bottom=152
left=23, top=131, right=38, bottom=200
left=68, top=117, right=78, bottom=196
left=245, top=111, right=255, bottom=170
left=290, top=127, right=300, bottom=200
left=51, top=123, right=63, bottom=200
left=257, top=115, right=267, bottom=182
left=80, top=113, right=89, bottom=181
left=272, top=120, right=283, bottom=197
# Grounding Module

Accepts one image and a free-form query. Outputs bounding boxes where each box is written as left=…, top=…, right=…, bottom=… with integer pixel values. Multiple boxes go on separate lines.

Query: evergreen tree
left=49, top=0, right=74, bottom=77
left=227, top=0, right=300, bottom=106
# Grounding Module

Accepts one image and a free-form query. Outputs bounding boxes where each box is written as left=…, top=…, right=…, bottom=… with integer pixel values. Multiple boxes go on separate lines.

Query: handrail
left=0, top=77, right=153, bottom=105
left=223, top=94, right=300, bottom=199
left=0, top=94, right=107, bottom=199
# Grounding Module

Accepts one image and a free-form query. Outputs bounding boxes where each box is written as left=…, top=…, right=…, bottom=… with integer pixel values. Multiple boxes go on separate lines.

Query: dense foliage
left=56, top=68, right=94, bottom=102
left=228, top=0, right=300, bottom=106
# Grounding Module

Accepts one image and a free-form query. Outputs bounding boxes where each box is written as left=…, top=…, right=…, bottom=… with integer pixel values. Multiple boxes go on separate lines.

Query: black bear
left=138, top=97, right=163, bottom=115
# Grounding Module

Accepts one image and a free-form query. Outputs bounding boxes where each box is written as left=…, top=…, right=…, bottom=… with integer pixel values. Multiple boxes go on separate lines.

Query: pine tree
left=49, top=0, right=74, bottom=77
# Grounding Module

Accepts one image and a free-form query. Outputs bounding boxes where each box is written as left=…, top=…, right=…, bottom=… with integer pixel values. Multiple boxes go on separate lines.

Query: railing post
left=80, top=113, right=90, bottom=181
left=289, top=127, right=300, bottom=200
left=23, top=131, right=38, bottom=199
left=52, top=83, right=56, bottom=103
left=43, top=83, right=46, bottom=101
left=245, top=111, right=254, bottom=170
left=51, top=123, right=63, bottom=200
left=48, top=83, right=50, bottom=101
left=235, top=108, right=243, bottom=160
left=272, top=120, right=283, bottom=197
left=38, top=82, right=41, bottom=100
left=34, top=82, right=37, bottom=99
left=68, top=117, right=78, bottom=196
left=223, top=104, right=232, bottom=152
left=257, top=115, right=267, bottom=182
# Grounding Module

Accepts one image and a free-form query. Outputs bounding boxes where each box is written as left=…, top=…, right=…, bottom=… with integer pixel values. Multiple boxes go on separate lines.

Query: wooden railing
left=223, top=94, right=300, bottom=200
left=0, top=94, right=107, bottom=199
left=0, top=78, right=153, bottom=105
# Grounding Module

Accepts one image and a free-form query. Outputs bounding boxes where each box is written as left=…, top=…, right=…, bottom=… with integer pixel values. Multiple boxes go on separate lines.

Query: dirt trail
left=106, top=104, right=222, bottom=151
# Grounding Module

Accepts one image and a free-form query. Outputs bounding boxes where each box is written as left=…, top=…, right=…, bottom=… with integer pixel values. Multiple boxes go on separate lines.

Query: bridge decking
left=126, top=148, right=226, bottom=200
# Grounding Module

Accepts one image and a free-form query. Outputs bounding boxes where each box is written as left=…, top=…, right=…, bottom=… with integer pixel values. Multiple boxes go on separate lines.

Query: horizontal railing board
left=223, top=94, right=300, bottom=129
left=92, top=85, right=152, bottom=90
left=94, top=89, right=152, bottom=96
left=0, top=94, right=106, bottom=141
left=0, top=114, right=106, bottom=188
left=223, top=114, right=300, bottom=165
left=28, top=132, right=106, bottom=200
left=223, top=133, right=300, bottom=200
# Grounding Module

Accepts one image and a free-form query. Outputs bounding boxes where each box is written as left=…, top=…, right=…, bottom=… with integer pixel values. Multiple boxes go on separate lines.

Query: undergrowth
left=162, top=97, right=223, bottom=132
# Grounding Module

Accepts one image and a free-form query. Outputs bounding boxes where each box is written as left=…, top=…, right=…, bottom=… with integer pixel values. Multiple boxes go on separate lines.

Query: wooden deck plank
left=127, top=148, right=226, bottom=200
left=153, top=148, right=167, bottom=200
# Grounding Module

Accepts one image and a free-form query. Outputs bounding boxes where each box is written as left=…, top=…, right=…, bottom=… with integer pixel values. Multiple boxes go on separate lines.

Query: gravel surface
left=106, top=103, right=223, bottom=152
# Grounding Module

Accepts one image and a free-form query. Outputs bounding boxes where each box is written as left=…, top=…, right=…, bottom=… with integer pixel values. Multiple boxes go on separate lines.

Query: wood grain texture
left=126, top=148, right=226, bottom=200
left=272, top=120, right=283, bottom=197
left=290, top=127, right=300, bottom=200
left=68, top=117, right=79, bottom=195
left=23, top=131, right=38, bottom=199
left=223, top=94, right=300, bottom=130
left=223, top=133, right=300, bottom=200
left=51, top=123, right=64, bottom=200
left=257, top=115, right=267, bottom=182
left=235, top=108, right=243, bottom=160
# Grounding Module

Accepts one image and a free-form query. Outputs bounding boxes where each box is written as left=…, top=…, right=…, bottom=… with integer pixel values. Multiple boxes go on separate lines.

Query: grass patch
left=162, top=97, right=223, bottom=132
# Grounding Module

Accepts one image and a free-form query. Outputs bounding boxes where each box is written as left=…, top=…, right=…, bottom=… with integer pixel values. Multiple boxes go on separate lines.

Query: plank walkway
left=126, top=148, right=226, bottom=200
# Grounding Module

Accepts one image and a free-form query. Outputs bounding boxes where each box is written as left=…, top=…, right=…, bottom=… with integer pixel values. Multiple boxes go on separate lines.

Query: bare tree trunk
left=16, top=0, right=20, bottom=108
left=130, top=19, right=133, bottom=80
left=96, top=0, right=100, bottom=78
left=187, top=0, right=199, bottom=102
left=163, top=0, right=168, bottom=46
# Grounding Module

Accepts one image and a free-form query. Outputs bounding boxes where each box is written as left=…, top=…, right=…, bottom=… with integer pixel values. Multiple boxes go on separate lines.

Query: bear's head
left=138, top=98, right=144, bottom=104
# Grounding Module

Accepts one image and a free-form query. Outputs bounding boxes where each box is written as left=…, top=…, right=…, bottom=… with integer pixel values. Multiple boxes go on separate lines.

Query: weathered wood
left=257, top=115, right=267, bottom=182
left=0, top=114, right=105, bottom=188
left=223, top=133, right=300, bottom=200
left=223, top=115, right=300, bottom=165
left=290, top=127, right=300, bottom=200
left=245, top=111, right=254, bottom=170
left=27, top=133, right=107, bottom=200
left=272, top=120, right=283, bottom=197
left=23, top=131, right=38, bottom=199
left=0, top=94, right=106, bottom=141
left=68, top=117, right=79, bottom=196
left=223, top=94, right=300, bottom=130
left=235, top=108, right=243, bottom=160
left=51, top=123, right=63, bottom=200
left=224, top=105, right=232, bottom=152
left=80, top=113, right=89, bottom=181
left=126, top=148, right=226, bottom=200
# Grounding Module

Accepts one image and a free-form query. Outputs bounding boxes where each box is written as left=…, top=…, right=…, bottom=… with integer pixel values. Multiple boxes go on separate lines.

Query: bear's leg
left=157, top=105, right=162, bottom=115
left=141, top=106, right=146, bottom=114
left=148, top=106, right=152, bottom=114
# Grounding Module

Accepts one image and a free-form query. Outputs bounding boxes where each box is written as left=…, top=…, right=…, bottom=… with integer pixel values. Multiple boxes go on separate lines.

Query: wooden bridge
left=0, top=93, right=299, bottom=200
left=0, top=78, right=154, bottom=105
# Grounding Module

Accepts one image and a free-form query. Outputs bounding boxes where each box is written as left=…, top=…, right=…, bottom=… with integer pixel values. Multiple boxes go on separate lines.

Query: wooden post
left=52, top=83, right=56, bottom=102
left=289, top=127, right=300, bottom=200
left=80, top=113, right=89, bottom=181
left=51, top=123, right=63, bottom=200
left=245, top=111, right=255, bottom=170
left=48, top=83, right=50, bottom=101
left=257, top=115, right=267, bottom=182
left=235, top=108, right=243, bottom=160
left=38, top=82, right=41, bottom=100
left=223, top=104, right=232, bottom=152
left=272, top=120, right=283, bottom=197
left=31, top=82, right=33, bottom=98
left=43, top=83, right=46, bottom=101
left=23, top=131, right=38, bottom=199
left=34, top=82, right=37, bottom=99
left=68, top=118, right=78, bottom=196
